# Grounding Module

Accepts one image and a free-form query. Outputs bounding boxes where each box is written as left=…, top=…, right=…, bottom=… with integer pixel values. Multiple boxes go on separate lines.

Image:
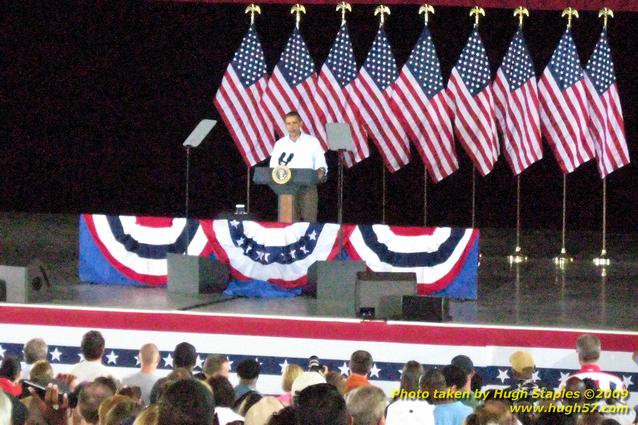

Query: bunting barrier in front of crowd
left=79, top=214, right=478, bottom=298
left=0, top=304, right=636, bottom=405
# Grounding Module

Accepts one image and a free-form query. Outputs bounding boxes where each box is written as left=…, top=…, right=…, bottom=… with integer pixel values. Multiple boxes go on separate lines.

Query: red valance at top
left=169, top=0, right=638, bottom=12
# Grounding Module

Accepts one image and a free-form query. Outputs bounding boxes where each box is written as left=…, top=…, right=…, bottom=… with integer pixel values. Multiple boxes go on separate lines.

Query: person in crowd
left=208, top=376, right=243, bottom=425
left=466, top=400, right=516, bottom=425
left=149, top=368, right=191, bottom=405
left=202, top=354, right=231, bottom=379
left=346, top=350, right=374, bottom=394
left=324, top=371, right=347, bottom=395
left=122, top=343, right=160, bottom=406
left=244, top=396, right=285, bottom=425
left=451, top=355, right=479, bottom=408
left=398, top=361, right=424, bottom=396
left=236, top=392, right=264, bottom=417
left=70, top=330, right=115, bottom=383
left=234, top=359, right=262, bottom=404
left=77, top=379, right=117, bottom=424
left=421, top=368, right=446, bottom=404
left=98, top=394, right=139, bottom=425
left=291, top=372, right=326, bottom=402
left=346, top=385, right=387, bottom=425
left=277, top=363, right=303, bottom=406
left=295, top=383, right=348, bottom=425
left=564, top=335, right=625, bottom=391
left=506, top=351, right=540, bottom=405
left=0, top=357, right=22, bottom=397
left=133, top=404, right=158, bottom=425
left=157, top=379, right=215, bottom=425
left=22, top=338, right=48, bottom=379
left=386, top=364, right=434, bottom=425
left=0, top=391, right=10, bottom=425
left=432, top=365, right=473, bottom=425
left=173, top=342, right=198, bottom=374
left=267, top=406, right=296, bottom=425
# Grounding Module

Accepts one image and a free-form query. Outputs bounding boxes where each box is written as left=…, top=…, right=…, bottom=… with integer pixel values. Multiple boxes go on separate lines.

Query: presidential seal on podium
left=272, top=165, right=292, bottom=185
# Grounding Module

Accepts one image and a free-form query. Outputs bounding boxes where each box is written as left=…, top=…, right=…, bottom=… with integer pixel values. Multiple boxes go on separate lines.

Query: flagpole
left=423, top=168, right=428, bottom=227
left=246, top=166, right=251, bottom=213
left=554, top=173, right=572, bottom=267
left=382, top=163, right=387, bottom=224
left=594, top=178, right=610, bottom=266
left=471, top=167, right=476, bottom=228
left=508, top=174, right=528, bottom=264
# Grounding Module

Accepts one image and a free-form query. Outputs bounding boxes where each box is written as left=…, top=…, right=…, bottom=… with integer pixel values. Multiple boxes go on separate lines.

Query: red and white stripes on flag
left=392, top=27, right=458, bottom=183
left=539, top=29, right=595, bottom=174
left=448, top=29, right=499, bottom=177
left=261, top=28, right=327, bottom=149
left=214, top=25, right=273, bottom=166
left=349, top=28, right=410, bottom=172
left=584, top=29, right=630, bottom=178
left=493, top=28, right=543, bottom=175
left=316, top=24, right=369, bottom=167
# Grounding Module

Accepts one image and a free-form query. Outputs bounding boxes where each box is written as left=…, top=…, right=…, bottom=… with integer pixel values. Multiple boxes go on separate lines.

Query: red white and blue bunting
left=80, top=214, right=478, bottom=298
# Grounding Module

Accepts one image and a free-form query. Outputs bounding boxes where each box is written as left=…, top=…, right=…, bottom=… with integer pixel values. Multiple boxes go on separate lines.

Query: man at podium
left=269, top=111, right=327, bottom=223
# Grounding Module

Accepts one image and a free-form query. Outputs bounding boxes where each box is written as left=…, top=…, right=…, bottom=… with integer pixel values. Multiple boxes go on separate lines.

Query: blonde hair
left=29, top=360, right=54, bottom=384
left=98, top=395, right=137, bottom=425
left=133, top=405, right=159, bottom=425
left=281, top=364, right=304, bottom=392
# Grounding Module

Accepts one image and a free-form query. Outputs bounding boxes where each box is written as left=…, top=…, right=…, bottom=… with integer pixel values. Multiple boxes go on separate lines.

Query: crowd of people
left=0, top=331, right=635, bottom=425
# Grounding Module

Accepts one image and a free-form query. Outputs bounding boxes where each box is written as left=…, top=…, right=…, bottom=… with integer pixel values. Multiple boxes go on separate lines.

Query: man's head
left=81, top=330, right=105, bottom=361
left=237, top=359, right=261, bottom=384
left=23, top=338, right=48, bottom=364
left=349, top=350, right=373, bottom=376
left=203, top=354, right=230, bottom=379
left=207, top=376, right=235, bottom=408
left=509, top=351, right=535, bottom=380
left=442, top=365, right=467, bottom=392
left=284, top=111, right=303, bottom=139
left=78, top=380, right=117, bottom=424
left=346, top=386, right=387, bottom=425
left=295, top=383, right=348, bottom=425
left=29, top=360, right=54, bottom=384
left=173, top=342, right=197, bottom=370
left=451, top=355, right=474, bottom=390
left=158, top=379, right=215, bottom=425
left=577, top=335, right=601, bottom=364
left=140, top=343, right=160, bottom=370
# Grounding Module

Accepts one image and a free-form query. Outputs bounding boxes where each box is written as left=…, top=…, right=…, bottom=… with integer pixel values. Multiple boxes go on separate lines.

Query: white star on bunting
left=558, top=372, right=571, bottom=383
left=369, top=364, right=381, bottom=378
left=338, top=362, right=350, bottom=376
left=622, top=375, right=634, bottom=388
left=163, top=353, right=174, bottom=368
left=195, top=355, right=204, bottom=370
left=279, top=360, right=289, bottom=373
left=50, top=348, right=62, bottom=362
left=106, top=350, right=119, bottom=365
left=496, top=369, right=510, bottom=383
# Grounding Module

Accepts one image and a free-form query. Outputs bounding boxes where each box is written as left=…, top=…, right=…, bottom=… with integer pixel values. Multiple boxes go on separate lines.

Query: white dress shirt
left=269, top=133, right=327, bottom=173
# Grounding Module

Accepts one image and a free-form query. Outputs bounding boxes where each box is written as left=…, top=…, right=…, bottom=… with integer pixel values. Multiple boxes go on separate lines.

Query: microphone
left=278, top=152, right=286, bottom=165
left=286, top=153, right=294, bottom=164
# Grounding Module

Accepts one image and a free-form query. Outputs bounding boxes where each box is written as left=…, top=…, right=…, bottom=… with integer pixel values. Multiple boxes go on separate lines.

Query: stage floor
left=1, top=212, right=637, bottom=331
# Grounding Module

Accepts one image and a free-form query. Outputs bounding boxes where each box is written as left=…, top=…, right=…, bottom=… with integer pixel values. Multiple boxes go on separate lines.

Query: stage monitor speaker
left=355, top=272, right=417, bottom=320
left=0, top=259, right=52, bottom=304
left=402, top=296, right=449, bottom=322
left=167, top=254, right=229, bottom=295
left=311, top=260, right=367, bottom=317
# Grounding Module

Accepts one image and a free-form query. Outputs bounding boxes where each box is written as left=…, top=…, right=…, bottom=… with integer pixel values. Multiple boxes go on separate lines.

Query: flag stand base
left=553, top=248, right=572, bottom=269
left=508, top=246, right=528, bottom=264
left=593, top=249, right=611, bottom=267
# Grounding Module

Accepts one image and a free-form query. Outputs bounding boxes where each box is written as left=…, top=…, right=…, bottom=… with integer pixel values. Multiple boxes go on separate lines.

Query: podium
left=253, top=167, right=318, bottom=223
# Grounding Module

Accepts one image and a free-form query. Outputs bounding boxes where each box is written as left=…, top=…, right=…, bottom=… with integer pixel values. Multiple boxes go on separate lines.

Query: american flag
left=539, top=29, right=595, bottom=174
left=317, top=24, right=369, bottom=167
left=448, top=29, right=499, bottom=177
left=261, top=28, right=327, bottom=149
left=493, top=28, right=543, bottom=175
left=392, top=27, right=458, bottom=183
left=349, top=28, right=410, bottom=172
left=214, top=25, right=273, bottom=167
left=584, top=29, right=629, bottom=178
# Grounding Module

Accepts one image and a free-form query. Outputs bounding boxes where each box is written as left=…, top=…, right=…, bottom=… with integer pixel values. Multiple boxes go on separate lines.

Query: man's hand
left=317, top=167, right=326, bottom=182
left=28, top=383, right=70, bottom=425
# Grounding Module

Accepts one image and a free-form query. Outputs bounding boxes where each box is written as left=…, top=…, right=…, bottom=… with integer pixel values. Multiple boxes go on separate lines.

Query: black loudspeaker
left=310, top=260, right=367, bottom=317
left=166, top=254, right=229, bottom=295
left=401, top=296, right=450, bottom=322
left=0, top=260, right=52, bottom=303
left=356, top=272, right=417, bottom=320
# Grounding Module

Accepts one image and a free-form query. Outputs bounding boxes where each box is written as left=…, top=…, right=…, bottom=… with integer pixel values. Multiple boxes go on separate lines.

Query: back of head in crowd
left=442, top=365, right=466, bottom=391
left=282, top=364, right=304, bottom=392
left=23, top=338, right=48, bottom=364
left=421, top=368, right=446, bottom=402
left=577, top=335, right=601, bottom=364
left=400, top=361, right=424, bottom=393
left=158, top=379, right=214, bottom=425
left=466, top=400, right=516, bottom=425
left=29, top=360, right=54, bottom=385
left=139, top=343, right=160, bottom=368
left=346, top=386, right=387, bottom=425
left=203, top=354, right=230, bottom=378
left=173, top=342, right=197, bottom=370
left=237, top=359, right=261, bottom=382
left=510, top=351, right=536, bottom=381
left=0, top=357, right=21, bottom=381
left=349, top=351, right=373, bottom=375
left=79, top=380, right=117, bottom=424
left=208, top=376, right=235, bottom=407
left=81, top=330, right=106, bottom=361
left=295, top=383, right=347, bottom=425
